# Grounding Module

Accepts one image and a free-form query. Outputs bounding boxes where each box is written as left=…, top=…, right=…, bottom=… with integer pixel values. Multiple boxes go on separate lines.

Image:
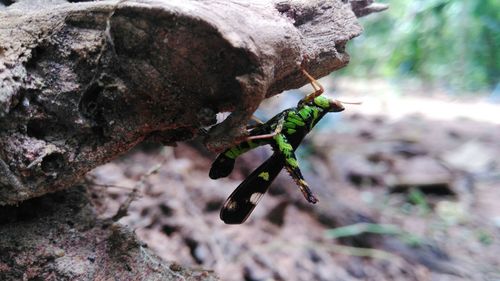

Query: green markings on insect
left=209, top=68, right=346, bottom=224
left=223, top=147, right=240, bottom=159
left=223, top=140, right=260, bottom=159
left=287, top=115, right=305, bottom=126
left=314, top=96, right=330, bottom=109
left=258, top=172, right=270, bottom=181
left=274, top=134, right=293, bottom=157
left=298, top=106, right=311, bottom=119
left=286, top=157, right=298, bottom=168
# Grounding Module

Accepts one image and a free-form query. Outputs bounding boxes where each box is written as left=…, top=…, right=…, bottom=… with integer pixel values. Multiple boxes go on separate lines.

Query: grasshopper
left=210, top=69, right=346, bottom=224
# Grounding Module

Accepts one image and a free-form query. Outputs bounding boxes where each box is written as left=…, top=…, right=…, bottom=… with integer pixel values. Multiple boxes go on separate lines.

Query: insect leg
left=299, top=68, right=324, bottom=105
left=251, top=115, right=264, bottom=124
left=284, top=157, right=318, bottom=204
left=246, top=115, right=265, bottom=130
left=245, top=115, right=284, bottom=141
left=273, top=131, right=318, bottom=203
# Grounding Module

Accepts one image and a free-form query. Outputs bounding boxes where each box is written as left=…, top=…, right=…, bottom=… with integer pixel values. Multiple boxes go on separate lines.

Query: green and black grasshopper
left=210, top=69, right=347, bottom=224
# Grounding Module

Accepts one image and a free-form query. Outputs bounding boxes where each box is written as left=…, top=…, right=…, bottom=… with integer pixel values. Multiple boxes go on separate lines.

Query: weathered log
left=0, top=0, right=386, bottom=205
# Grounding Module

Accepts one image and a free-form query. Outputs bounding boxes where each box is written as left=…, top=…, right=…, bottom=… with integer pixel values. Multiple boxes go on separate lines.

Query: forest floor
left=87, top=78, right=500, bottom=281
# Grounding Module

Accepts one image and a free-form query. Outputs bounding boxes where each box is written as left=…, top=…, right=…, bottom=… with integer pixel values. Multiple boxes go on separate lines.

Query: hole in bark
left=25, top=45, right=47, bottom=69
left=41, top=153, right=64, bottom=173
left=26, top=119, right=46, bottom=139
left=80, top=83, right=108, bottom=140
left=26, top=117, right=69, bottom=142
left=80, top=83, right=103, bottom=119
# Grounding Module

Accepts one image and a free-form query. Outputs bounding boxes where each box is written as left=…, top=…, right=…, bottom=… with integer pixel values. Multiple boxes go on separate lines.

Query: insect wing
left=220, top=154, right=285, bottom=224
left=209, top=155, right=235, bottom=179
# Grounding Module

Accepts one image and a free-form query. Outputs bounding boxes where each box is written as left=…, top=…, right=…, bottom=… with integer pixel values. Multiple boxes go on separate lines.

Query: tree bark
left=0, top=0, right=387, bottom=205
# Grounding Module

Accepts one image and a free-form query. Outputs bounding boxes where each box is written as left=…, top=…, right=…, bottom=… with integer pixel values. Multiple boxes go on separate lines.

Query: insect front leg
left=299, top=68, right=325, bottom=106
left=245, top=115, right=265, bottom=130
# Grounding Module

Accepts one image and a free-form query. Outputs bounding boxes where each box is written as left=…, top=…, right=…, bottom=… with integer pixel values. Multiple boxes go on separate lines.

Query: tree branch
left=0, top=0, right=382, bottom=204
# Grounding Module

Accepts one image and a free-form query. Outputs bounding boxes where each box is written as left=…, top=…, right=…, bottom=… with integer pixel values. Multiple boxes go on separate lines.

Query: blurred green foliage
left=342, top=0, right=500, bottom=92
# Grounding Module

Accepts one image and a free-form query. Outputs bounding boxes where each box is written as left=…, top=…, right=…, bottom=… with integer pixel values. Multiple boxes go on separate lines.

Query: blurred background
left=87, top=1, right=500, bottom=280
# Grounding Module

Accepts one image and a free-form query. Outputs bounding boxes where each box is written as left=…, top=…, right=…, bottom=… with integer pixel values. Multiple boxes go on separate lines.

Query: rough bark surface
left=0, top=0, right=387, bottom=205
left=0, top=187, right=219, bottom=280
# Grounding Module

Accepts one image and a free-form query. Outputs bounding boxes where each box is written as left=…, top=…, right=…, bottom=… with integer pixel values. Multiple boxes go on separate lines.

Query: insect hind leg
left=284, top=155, right=319, bottom=204
left=272, top=127, right=319, bottom=204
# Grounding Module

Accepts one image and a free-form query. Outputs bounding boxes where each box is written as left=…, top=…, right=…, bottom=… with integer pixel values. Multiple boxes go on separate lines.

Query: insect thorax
left=283, top=104, right=326, bottom=137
